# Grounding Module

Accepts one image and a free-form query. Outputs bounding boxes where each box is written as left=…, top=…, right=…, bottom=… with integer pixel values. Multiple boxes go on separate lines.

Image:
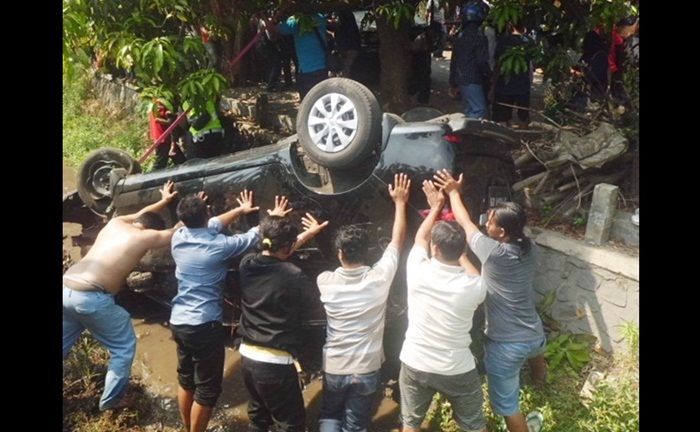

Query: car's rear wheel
left=297, top=78, right=382, bottom=169
left=77, top=147, right=141, bottom=216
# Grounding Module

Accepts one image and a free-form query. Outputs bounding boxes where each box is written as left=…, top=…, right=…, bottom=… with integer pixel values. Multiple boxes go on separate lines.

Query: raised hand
left=196, top=191, right=208, bottom=203
left=301, top=213, right=329, bottom=236
left=267, top=195, right=294, bottom=217
left=388, top=173, right=411, bottom=204
left=433, top=169, right=464, bottom=195
left=160, top=180, right=178, bottom=202
left=422, top=179, right=445, bottom=210
left=236, top=189, right=260, bottom=214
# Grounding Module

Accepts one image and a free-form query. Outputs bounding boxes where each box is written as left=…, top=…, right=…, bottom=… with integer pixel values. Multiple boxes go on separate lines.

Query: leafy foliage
left=498, top=44, right=529, bottom=83
left=490, top=0, right=523, bottom=33
left=63, top=0, right=229, bottom=107
left=376, top=0, right=415, bottom=30
left=544, top=333, right=592, bottom=376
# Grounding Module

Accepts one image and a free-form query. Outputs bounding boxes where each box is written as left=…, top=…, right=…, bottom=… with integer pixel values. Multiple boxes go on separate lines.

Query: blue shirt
left=278, top=14, right=327, bottom=74
left=170, top=217, right=259, bottom=326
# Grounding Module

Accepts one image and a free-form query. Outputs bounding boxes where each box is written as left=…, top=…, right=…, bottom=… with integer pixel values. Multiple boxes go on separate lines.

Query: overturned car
left=74, top=78, right=519, bottom=368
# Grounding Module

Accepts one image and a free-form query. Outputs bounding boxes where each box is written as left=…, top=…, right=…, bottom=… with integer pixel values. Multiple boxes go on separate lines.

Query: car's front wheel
left=77, top=147, right=141, bottom=216
left=297, top=78, right=382, bottom=169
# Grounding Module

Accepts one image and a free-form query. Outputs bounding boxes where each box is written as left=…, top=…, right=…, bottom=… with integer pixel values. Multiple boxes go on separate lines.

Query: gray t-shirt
left=469, top=231, right=544, bottom=342
left=317, top=245, right=399, bottom=374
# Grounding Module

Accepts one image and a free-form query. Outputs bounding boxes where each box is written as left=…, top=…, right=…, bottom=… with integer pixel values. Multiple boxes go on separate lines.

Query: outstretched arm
left=216, top=189, right=260, bottom=227
left=414, top=180, right=445, bottom=251
left=116, top=180, right=178, bottom=223
left=433, top=169, right=480, bottom=241
left=459, top=253, right=480, bottom=276
left=388, top=173, right=411, bottom=251
left=294, top=213, right=329, bottom=253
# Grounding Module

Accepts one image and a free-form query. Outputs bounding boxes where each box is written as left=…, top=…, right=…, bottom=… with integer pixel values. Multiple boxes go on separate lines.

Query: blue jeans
left=319, top=370, right=380, bottom=432
left=484, top=336, right=546, bottom=416
left=460, top=83, right=488, bottom=119
left=63, top=286, right=136, bottom=411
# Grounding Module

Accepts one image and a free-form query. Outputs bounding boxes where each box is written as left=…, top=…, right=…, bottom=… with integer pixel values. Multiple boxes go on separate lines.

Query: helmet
left=462, top=3, right=486, bottom=23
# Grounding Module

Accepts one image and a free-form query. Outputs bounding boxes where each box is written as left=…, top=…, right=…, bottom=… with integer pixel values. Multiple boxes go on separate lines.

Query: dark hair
left=431, top=221, right=466, bottom=261
left=135, top=211, right=166, bottom=230
left=260, top=216, right=299, bottom=253
left=490, top=201, right=531, bottom=253
left=333, top=224, right=369, bottom=265
left=176, top=195, right=208, bottom=228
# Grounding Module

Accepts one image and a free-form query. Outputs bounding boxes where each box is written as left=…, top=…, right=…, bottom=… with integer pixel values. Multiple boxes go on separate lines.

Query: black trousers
left=241, top=356, right=305, bottom=432
left=297, top=69, right=328, bottom=101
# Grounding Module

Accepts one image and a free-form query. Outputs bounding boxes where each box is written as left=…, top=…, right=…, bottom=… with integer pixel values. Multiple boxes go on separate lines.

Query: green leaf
left=154, top=44, right=164, bottom=76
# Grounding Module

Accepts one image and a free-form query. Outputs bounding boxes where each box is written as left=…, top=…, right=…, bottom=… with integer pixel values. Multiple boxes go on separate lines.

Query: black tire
left=297, top=78, right=382, bottom=169
left=77, top=147, right=141, bottom=216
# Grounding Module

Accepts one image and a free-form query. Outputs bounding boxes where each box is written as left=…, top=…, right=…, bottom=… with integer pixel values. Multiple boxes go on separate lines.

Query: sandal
left=526, top=411, right=544, bottom=432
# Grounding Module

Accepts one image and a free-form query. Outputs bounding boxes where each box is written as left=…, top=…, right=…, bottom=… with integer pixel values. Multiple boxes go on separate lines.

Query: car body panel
left=110, top=113, right=517, bottom=329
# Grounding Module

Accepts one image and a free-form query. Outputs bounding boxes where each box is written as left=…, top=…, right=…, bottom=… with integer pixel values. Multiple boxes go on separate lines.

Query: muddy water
left=119, top=291, right=400, bottom=431
left=63, top=162, right=77, bottom=195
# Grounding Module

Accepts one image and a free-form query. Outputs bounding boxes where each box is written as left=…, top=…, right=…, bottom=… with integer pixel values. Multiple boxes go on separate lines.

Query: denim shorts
left=484, top=336, right=546, bottom=416
left=170, top=321, right=226, bottom=407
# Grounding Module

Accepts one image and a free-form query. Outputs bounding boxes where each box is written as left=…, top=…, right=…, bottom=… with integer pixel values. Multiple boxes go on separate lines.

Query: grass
left=424, top=334, right=639, bottom=432
left=63, top=69, right=151, bottom=170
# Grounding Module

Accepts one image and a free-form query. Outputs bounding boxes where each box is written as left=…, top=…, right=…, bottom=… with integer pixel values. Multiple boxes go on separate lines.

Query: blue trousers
left=460, top=83, right=488, bottom=119
left=63, top=286, right=136, bottom=410
left=319, top=370, right=380, bottom=432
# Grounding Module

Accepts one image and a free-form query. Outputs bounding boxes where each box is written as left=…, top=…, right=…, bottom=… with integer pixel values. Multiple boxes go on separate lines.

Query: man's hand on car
left=160, top=180, right=178, bottom=203
left=236, top=189, right=260, bottom=214
left=267, top=195, right=294, bottom=217
left=301, top=213, right=329, bottom=236
left=388, top=172, right=411, bottom=204
left=433, top=169, right=463, bottom=196
left=422, top=179, right=445, bottom=210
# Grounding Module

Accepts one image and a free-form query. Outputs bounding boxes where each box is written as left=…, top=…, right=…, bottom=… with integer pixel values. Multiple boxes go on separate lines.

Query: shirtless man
left=63, top=180, right=179, bottom=411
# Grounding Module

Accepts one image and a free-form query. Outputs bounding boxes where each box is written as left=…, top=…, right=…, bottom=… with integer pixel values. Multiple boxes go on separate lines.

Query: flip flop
left=526, top=411, right=544, bottom=432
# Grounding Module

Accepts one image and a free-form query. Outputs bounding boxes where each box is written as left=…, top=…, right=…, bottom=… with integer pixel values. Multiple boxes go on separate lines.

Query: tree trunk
left=376, top=16, right=413, bottom=113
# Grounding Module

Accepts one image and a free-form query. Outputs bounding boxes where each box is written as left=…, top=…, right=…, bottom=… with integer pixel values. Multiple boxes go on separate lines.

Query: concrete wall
left=92, top=74, right=141, bottom=112
left=527, top=227, right=639, bottom=353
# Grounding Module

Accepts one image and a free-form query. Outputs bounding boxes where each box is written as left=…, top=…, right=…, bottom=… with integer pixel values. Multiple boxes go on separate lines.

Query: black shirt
left=238, top=253, right=311, bottom=357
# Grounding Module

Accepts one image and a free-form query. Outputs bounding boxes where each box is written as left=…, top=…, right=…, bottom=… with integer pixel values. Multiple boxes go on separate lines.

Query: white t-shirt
left=400, top=246, right=486, bottom=375
left=317, top=245, right=400, bottom=374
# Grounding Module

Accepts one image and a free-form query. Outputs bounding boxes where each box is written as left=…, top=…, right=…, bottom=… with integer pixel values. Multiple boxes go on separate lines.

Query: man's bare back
left=64, top=181, right=179, bottom=295
left=65, top=219, right=171, bottom=294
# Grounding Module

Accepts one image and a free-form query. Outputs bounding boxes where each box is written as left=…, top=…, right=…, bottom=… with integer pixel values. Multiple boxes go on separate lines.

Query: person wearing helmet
left=449, top=3, right=491, bottom=119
